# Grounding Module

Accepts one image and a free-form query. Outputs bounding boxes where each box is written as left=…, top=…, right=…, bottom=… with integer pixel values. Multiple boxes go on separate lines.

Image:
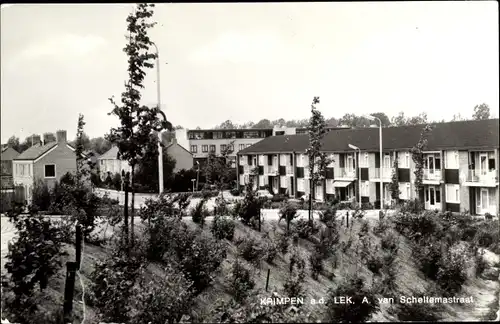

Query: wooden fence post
left=75, top=224, right=82, bottom=269
left=63, top=261, right=78, bottom=323
left=265, top=268, right=270, bottom=291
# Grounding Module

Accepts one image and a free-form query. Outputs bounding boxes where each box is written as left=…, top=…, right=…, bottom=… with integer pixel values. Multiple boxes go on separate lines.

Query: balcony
left=243, top=165, right=251, bottom=174
left=335, top=168, right=357, bottom=180
left=423, top=169, right=442, bottom=184
left=464, top=169, right=498, bottom=187
left=369, top=167, right=394, bottom=181
left=265, top=165, right=279, bottom=175
left=286, top=165, right=293, bottom=175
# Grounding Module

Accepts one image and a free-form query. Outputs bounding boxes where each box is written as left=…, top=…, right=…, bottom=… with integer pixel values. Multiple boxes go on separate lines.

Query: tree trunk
left=123, top=175, right=129, bottom=251
left=308, top=178, right=313, bottom=226
left=130, top=167, right=135, bottom=248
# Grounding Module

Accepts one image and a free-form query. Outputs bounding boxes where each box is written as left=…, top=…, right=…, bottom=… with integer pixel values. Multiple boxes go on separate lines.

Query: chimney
left=43, top=133, right=52, bottom=145
left=56, top=130, right=67, bottom=143
left=32, top=135, right=41, bottom=146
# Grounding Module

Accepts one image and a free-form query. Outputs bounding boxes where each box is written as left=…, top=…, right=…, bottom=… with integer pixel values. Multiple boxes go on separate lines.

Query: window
left=404, top=153, right=410, bottom=168
left=220, top=144, right=227, bottom=152
left=239, top=144, right=245, bottom=151
left=247, top=156, right=252, bottom=165
left=446, top=184, right=460, bottom=203
left=445, top=150, right=459, bottom=169
left=488, top=158, right=495, bottom=171
left=362, top=181, right=369, bottom=196
left=202, top=145, right=208, bottom=153
left=210, top=145, right=216, bottom=153
left=188, top=132, right=195, bottom=140
left=435, top=188, right=441, bottom=203
left=44, top=164, right=56, bottom=178
left=190, top=145, right=197, bottom=153
left=297, top=179, right=304, bottom=192
left=228, top=144, right=234, bottom=152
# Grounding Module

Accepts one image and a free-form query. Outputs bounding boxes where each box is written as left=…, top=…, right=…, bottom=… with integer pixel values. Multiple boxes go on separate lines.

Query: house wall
left=166, top=144, right=193, bottom=173
left=34, top=143, right=77, bottom=190
left=13, top=161, right=34, bottom=201
left=458, top=151, right=471, bottom=213
left=189, top=138, right=264, bottom=159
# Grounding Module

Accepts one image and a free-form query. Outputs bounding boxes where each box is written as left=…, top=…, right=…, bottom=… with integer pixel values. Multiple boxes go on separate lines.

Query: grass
left=2, top=213, right=500, bottom=323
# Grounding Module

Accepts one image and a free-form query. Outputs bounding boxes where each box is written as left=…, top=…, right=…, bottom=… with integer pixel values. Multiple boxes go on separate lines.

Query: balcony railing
left=243, top=165, right=251, bottom=174
left=286, top=165, right=293, bottom=175
left=371, top=167, right=393, bottom=180
left=335, top=168, right=357, bottom=179
left=423, top=169, right=442, bottom=181
left=466, top=169, right=497, bottom=184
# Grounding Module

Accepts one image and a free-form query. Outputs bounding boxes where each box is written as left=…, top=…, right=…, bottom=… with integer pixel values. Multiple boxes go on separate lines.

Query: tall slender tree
left=106, top=3, right=168, bottom=247
left=410, top=124, right=433, bottom=202
left=388, top=156, right=400, bottom=206
left=306, top=97, right=331, bottom=225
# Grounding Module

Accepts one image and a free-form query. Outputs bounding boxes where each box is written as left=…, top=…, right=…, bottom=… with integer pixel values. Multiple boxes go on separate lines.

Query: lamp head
left=348, top=144, right=360, bottom=150
left=362, top=114, right=376, bottom=121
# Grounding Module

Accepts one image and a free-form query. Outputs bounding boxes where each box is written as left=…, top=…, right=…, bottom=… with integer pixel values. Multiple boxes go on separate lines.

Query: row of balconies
left=241, top=165, right=498, bottom=186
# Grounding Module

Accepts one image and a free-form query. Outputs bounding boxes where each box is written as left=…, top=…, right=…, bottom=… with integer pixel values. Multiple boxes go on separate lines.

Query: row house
left=236, top=119, right=499, bottom=215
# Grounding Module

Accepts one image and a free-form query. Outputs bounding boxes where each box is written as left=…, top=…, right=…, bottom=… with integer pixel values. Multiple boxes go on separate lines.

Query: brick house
left=1, top=146, right=20, bottom=189
left=237, top=119, right=499, bottom=216
left=12, top=130, right=85, bottom=203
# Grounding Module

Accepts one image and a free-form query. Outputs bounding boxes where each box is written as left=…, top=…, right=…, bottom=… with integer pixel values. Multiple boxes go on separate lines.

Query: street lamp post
left=191, top=179, right=196, bottom=193
left=348, top=144, right=361, bottom=206
left=152, top=42, right=164, bottom=195
left=364, top=114, right=383, bottom=211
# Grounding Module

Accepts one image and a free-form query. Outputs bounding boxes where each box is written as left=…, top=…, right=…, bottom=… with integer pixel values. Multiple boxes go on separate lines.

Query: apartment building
left=187, top=128, right=274, bottom=167
left=237, top=119, right=499, bottom=216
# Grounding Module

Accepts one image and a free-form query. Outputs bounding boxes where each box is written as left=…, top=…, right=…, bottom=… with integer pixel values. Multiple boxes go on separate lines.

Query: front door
left=477, top=188, right=489, bottom=215
left=425, top=185, right=441, bottom=210
left=479, top=154, right=488, bottom=176
left=315, top=184, right=323, bottom=201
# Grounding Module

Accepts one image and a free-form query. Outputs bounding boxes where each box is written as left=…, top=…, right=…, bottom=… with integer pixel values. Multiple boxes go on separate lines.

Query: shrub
left=373, top=218, right=390, bottom=236
left=381, top=231, right=399, bottom=254
left=230, top=188, right=242, bottom=196
left=31, top=179, right=52, bottom=211
left=324, top=274, right=379, bottom=323
left=263, top=239, right=278, bottom=264
left=389, top=294, right=443, bottom=322
left=294, top=219, right=319, bottom=240
left=229, top=259, right=255, bottom=302
left=475, top=251, right=488, bottom=278
left=284, top=247, right=306, bottom=299
left=271, top=194, right=287, bottom=202
left=393, top=211, right=444, bottom=241
left=279, top=201, right=299, bottom=233
left=174, top=193, right=191, bottom=216
left=211, top=216, right=236, bottom=241
left=190, top=199, right=209, bottom=226
left=214, top=195, right=230, bottom=216
left=474, top=226, right=498, bottom=249
left=316, top=223, right=340, bottom=259
left=237, top=237, right=262, bottom=263
left=319, top=204, right=337, bottom=224
left=140, top=194, right=177, bottom=224
left=436, top=244, right=468, bottom=294
left=485, top=212, right=493, bottom=220
left=237, top=184, right=261, bottom=227
left=276, top=232, right=290, bottom=255
left=399, top=198, right=424, bottom=215
left=413, top=238, right=443, bottom=280
left=309, top=248, right=324, bottom=280
left=366, top=251, right=384, bottom=275
left=131, top=264, right=194, bottom=324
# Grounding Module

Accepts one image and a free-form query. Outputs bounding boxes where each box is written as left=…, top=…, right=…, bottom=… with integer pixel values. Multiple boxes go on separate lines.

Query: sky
left=1, top=2, right=498, bottom=141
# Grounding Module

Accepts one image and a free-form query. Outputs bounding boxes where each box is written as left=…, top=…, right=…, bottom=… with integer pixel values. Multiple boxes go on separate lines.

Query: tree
left=89, top=136, right=112, bottom=155
left=391, top=112, right=408, bottom=127
left=370, top=112, right=391, bottom=127
left=306, top=97, right=331, bottom=225
left=388, top=156, right=400, bottom=206
left=72, top=131, right=91, bottom=150
left=339, top=113, right=372, bottom=128
left=217, top=120, right=237, bottom=129
left=42, top=132, right=56, bottom=144
left=392, top=112, right=428, bottom=126
left=410, top=124, right=433, bottom=202
left=253, top=119, right=272, bottom=129
left=452, top=113, right=467, bottom=122
left=203, top=141, right=235, bottom=198
left=134, top=147, right=176, bottom=193
left=106, top=3, right=168, bottom=248
left=6, top=136, right=21, bottom=152
left=472, top=103, right=490, bottom=120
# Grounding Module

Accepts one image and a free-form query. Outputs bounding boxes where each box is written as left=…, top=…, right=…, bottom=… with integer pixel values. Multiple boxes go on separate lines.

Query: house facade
left=97, top=146, right=132, bottom=181
left=237, top=119, right=499, bottom=216
left=1, top=146, right=20, bottom=189
left=12, top=130, right=80, bottom=202
left=165, top=139, right=193, bottom=173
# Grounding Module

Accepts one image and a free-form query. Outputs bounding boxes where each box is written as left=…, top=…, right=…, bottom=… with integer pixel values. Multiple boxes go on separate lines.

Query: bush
left=399, top=198, right=424, bottom=215
left=31, top=179, right=52, bottom=211
left=381, top=231, right=399, bottom=254
left=373, top=218, right=390, bottom=236
left=283, top=247, right=306, bottom=299
left=389, top=294, right=443, bottom=322
left=263, top=239, right=278, bottom=264
left=214, top=196, right=230, bottom=216
left=190, top=199, right=209, bottom=226
left=309, top=248, right=324, bottom=280
left=294, top=219, right=319, bottom=240
left=393, top=211, right=444, bottom=241
left=276, top=232, right=290, bottom=255
left=237, top=237, right=262, bottom=263
left=279, top=201, right=299, bottom=232
left=230, top=188, right=241, bottom=196
left=229, top=259, right=255, bottom=302
left=324, top=274, right=379, bottom=323
left=316, top=223, right=340, bottom=259
left=211, top=216, right=235, bottom=241
left=271, top=194, right=287, bottom=202
left=131, top=264, right=194, bottom=324
left=366, top=250, right=384, bottom=275
left=475, top=251, right=488, bottom=278
left=436, top=244, right=468, bottom=294
left=319, top=204, right=337, bottom=224
left=236, top=184, right=261, bottom=227
left=413, top=238, right=443, bottom=280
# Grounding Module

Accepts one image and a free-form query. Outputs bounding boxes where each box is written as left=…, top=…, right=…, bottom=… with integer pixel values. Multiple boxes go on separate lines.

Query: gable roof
left=1, top=147, right=20, bottom=161
left=165, top=142, right=192, bottom=156
left=98, top=145, right=120, bottom=160
left=238, top=119, right=499, bottom=154
left=14, top=142, right=58, bottom=160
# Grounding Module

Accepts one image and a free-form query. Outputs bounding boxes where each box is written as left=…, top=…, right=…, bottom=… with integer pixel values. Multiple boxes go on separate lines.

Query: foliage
left=381, top=231, right=399, bottom=254
left=203, top=144, right=235, bottom=194
left=1, top=213, right=68, bottom=323
left=324, top=274, right=379, bottom=323
left=391, top=111, right=429, bottom=126
left=134, top=149, right=176, bottom=193
left=306, top=96, right=332, bottom=223
left=319, top=203, right=337, bottom=224
left=393, top=211, right=444, bottom=241
left=389, top=293, right=443, bottom=322
left=276, top=232, right=291, bottom=255
left=436, top=244, right=468, bottom=294
left=373, top=218, right=390, bottom=236
left=263, top=238, right=279, bottom=264
left=131, top=264, right=194, bottom=324
left=229, top=258, right=255, bottom=302
left=31, top=179, right=52, bottom=212
left=211, top=215, right=236, bottom=241
left=309, top=248, right=324, bottom=279
left=475, top=250, right=488, bottom=278
left=190, top=198, right=209, bottom=226
left=412, top=237, right=443, bottom=280
left=472, top=103, right=491, bottom=120
left=293, top=219, right=320, bottom=240
left=237, top=237, right=262, bottom=263
left=399, top=198, right=424, bottom=215
left=410, top=124, right=433, bottom=198
left=283, top=247, right=306, bottom=299
left=389, top=157, right=400, bottom=204
left=214, top=195, right=230, bottom=216
left=279, top=200, right=299, bottom=232
left=236, top=181, right=261, bottom=227
left=140, top=193, right=177, bottom=226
